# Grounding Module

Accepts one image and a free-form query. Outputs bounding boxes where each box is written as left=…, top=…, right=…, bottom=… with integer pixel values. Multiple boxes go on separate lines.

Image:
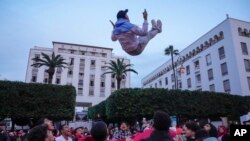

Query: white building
left=141, top=18, right=250, bottom=121
left=25, top=41, right=131, bottom=108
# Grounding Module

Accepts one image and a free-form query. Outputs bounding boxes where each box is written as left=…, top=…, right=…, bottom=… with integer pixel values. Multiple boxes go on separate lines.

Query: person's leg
left=127, top=20, right=162, bottom=56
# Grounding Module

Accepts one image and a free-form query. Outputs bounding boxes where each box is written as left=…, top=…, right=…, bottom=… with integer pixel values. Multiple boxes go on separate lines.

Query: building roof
left=52, top=41, right=113, bottom=51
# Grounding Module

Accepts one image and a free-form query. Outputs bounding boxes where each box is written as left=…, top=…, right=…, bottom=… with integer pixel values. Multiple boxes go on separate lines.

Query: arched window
left=219, top=31, right=224, bottom=39
left=192, top=49, right=196, bottom=56
left=209, top=38, right=214, bottom=45
left=200, top=44, right=204, bottom=51
left=214, top=35, right=219, bottom=42
left=243, top=28, right=248, bottom=36
left=196, top=47, right=200, bottom=53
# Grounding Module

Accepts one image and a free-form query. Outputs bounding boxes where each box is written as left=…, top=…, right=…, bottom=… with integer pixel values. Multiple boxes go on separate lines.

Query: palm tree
left=164, top=45, right=179, bottom=89
left=31, top=52, right=67, bottom=84
left=103, top=59, right=138, bottom=89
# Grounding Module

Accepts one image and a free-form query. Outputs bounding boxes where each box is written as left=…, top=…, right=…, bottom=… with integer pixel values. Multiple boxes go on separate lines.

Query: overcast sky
left=0, top=0, right=250, bottom=87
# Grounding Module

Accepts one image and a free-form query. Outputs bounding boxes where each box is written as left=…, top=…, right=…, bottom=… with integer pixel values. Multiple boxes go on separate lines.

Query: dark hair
left=116, top=9, right=128, bottom=19
left=74, top=127, right=83, bottom=135
left=27, top=124, right=48, bottom=141
left=195, top=129, right=209, bottom=141
left=185, top=121, right=200, bottom=132
left=207, top=123, right=218, bottom=137
left=91, top=121, right=108, bottom=141
left=59, top=124, right=67, bottom=132
left=153, top=111, right=171, bottom=131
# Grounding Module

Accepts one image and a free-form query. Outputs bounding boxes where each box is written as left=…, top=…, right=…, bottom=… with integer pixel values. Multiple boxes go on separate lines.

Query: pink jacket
left=111, top=20, right=148, bottom=52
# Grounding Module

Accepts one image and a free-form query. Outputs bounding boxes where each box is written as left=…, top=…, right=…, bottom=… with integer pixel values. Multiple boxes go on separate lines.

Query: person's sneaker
left=156, top=20, right=162, bottom=33
left=151, top=19, right=157, bottom=30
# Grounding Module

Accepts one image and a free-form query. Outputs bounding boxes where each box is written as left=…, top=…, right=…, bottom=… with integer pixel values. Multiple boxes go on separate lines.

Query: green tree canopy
left=31, top=52, right=67, bottom=84
left=103, top=59, right=138, bottom=89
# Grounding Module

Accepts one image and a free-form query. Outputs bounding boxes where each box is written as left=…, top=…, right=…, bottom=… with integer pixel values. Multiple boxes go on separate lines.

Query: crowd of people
left=0, top=111, right=230, bottom=141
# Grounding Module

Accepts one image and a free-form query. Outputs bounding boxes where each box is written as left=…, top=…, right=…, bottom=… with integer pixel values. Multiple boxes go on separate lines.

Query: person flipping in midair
left=110, top=9, right=162, bottom=56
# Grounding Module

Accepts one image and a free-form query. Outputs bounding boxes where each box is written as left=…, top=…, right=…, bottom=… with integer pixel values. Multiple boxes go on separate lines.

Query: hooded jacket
left=111, top=19, right=148, bottom=52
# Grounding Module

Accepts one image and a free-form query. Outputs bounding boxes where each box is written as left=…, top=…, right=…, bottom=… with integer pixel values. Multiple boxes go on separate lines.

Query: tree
left=31, top=52, right=67, bottom=84
left=164, top=45, right=179, bottom=89
left=103, top=59, right=138, bottom=89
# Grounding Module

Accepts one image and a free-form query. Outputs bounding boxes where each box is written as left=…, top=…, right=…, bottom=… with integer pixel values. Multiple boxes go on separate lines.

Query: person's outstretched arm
left=110, top=20, right=118, bottom=41
left=131, top=9, right=148, bottom=36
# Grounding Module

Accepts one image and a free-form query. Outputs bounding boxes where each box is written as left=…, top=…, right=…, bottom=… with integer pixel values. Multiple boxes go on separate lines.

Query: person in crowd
left=83, top=127, right=90, bottom=137
left=90, top=121, right=108, bottom=141
left=142, top=110, right=174, bottom=141
left=202, top=123, right=217, bottom=138
left=195, top=129, right=217, bottom=141
left=36, top=117, right=55, bottom=131
left=16, top=130, right=26, bottom=141
left=113, top=121, right=132, bottom=140
left=53, top=129, right=60, bottom=138
left=217, top=125, right=229, bottom=141
left=56, top=124, right=73, bottom=141
left=27, top=124, right=54, bottom=141
left=0, top=123, right=7, bottom=141
left=183, top=121, right=200, bottom=141
left=74, top=127, right=85, bottom=141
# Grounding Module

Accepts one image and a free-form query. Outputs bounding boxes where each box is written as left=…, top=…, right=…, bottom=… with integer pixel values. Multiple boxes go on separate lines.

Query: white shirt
left=55, top=135, right=73, bottom=141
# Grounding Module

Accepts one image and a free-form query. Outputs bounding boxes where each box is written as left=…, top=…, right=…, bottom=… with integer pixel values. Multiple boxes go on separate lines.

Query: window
left=171, top=74, right=175, bottom=82
left=44, top=78, right=48, bottom=83
left=196, top=74, right=201, bottom=84
left=56, top=78, right=60, bottom=84
left=218, top=46, right=225, bottom=60
left=155, top=83, right=157, bottom=88
left=89, top=90, right=94, bottom=96
left=241, top=42, right=248, bottom=55
left=90, top=80, right=94, bottom=86
left=101, top=53, right=107, bottom=57
left=80, top=51, right=85, bottom=55
left=101, top=82, right=105, bottom=87
left=122, top=75, right=125, bottom=79
left=209, top=84, right=215, bottom=92
left=178, top=81, right=182, bottom=89
left=194, top=60, right=200, bottom=70
left=207, top=69, right=214, bottom=81
left=70, top=50, right=75, bottom=54
left=78, top=88, right=83, bottom=96
left=68, top=70, right=73, bottom=75
left=111, top=82, right=115, bottom=88
left=31, top=76, right=37, bottom=82
left=159, top=80, right=162, bottom=87
left=186, top=65, right=190, bottom=75
left=79, top=73, right=84, bottom=76
left=244, top=59, right=250, bottom=72
left=187, top=78, right=191, bottom=88
left=91, top=60, right=95, bottom=66
left=70, top=58, right=74, bottom=65
left=165, top=77, right=168, bottom=85
left=34, top=54, right=40, bottom=59
left=80, top=59, right=85, bottom=64
left=206, top=54, right=212, bottom=66
left=78, top=80, right=83, bottom=85
left=221, top=62, right=228, bottom=76
left=248, top=77, right=250, bottom=90
left=112, top=74, right=115, bottom=78
left=223, top=79, right=230, bottom=93
left=56, top=68, right=62, bottom=74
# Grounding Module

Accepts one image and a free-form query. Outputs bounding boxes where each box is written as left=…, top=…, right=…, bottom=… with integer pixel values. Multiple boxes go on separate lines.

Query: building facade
left=141, top=18, right=250, bottom=121
left=25, top=42, right=131, bottom=108
left=142, top=18, right=250, bottom=95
